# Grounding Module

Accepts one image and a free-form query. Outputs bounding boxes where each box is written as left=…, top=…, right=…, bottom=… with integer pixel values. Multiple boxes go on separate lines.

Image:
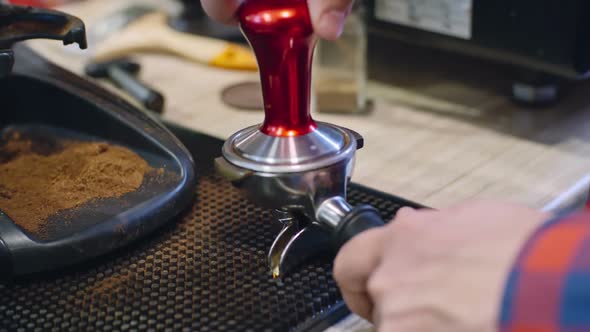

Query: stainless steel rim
left=221, top=122, right=357, bottom=173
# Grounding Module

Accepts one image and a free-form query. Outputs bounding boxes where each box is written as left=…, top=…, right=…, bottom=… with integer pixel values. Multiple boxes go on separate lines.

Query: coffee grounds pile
left=0, top=131, right=151, bottom=236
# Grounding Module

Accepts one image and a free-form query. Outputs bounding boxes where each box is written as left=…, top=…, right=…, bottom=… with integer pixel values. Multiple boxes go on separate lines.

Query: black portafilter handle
left=85, top=58, right=165, bottom=114
left=108, top=66, right=165, bottom=114
left=332, top=205, right=385, bottom=249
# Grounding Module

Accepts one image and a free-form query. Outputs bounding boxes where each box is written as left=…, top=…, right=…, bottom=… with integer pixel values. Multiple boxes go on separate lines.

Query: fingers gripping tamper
left=215, top=0, right=385, bottom=278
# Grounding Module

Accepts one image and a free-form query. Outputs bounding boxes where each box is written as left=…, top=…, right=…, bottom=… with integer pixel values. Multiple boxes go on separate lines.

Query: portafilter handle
left=334, top=206, right=385, bottom=247
left=316, top=197, right=385, bottom=250
left=238, top=0, right=317, bottom=137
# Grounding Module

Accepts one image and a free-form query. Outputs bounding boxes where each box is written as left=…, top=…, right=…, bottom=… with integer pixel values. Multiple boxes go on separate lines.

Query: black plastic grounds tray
left=0, top=123, right=422, bottom=332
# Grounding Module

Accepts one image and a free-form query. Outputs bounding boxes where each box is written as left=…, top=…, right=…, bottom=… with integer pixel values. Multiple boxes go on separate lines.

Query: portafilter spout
left=215, top=0, right=384, bottom=278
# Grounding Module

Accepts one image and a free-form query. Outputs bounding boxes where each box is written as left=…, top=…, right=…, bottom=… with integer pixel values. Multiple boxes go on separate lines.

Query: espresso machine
left=366, top=0, right=590, bottom=104
left=216, top=0, right=386, bottom=278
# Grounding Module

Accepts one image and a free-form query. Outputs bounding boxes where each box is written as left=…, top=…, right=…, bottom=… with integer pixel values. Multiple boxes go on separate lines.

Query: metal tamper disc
left=221, top=81, right=263, bottom=111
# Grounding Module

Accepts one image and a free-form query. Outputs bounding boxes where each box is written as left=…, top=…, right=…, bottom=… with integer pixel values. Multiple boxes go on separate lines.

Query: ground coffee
left=0, top=131, right=151, bottom=236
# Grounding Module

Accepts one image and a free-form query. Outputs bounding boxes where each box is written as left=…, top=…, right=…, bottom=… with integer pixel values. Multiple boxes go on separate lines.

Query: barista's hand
left=334, top=200, right=549, bottom=331
left=199, top=0, right=354, bottom=40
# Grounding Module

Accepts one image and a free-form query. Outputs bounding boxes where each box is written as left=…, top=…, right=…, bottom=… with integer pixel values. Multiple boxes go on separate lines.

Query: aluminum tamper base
left=220, top=122, right=358, bottom=174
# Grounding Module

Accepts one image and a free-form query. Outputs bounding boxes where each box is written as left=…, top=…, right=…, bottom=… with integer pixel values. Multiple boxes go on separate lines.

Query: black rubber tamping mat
left=0, top=123, right=421, bottom=332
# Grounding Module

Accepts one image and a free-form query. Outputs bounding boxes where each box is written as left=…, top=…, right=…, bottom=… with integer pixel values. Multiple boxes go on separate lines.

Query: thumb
left=200, top=0, right=242, bottom=24
left=308, top=0, right=354, bottom=40
left=333, top=227, right=388, bottom=320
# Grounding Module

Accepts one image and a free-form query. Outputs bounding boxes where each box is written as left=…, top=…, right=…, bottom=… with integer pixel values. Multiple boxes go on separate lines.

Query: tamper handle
left=238, top=0, right=317, bottom=137
left=333, top=205, right=385, bottom=249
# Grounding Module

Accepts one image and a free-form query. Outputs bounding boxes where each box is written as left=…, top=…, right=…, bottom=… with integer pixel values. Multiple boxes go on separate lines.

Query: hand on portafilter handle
left=334, top=200, right=550, bottom=331
left=203, top=2, right=553, bottom=331
left=199, top=0, right=354, bottom=40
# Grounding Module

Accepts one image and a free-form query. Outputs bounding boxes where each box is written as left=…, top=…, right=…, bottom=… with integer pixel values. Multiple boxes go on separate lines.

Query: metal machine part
left=267, top=211, right=332, bottom=279
left=216, top=139, right=354, bottom=223
left=216, top=0, right=386, bottom=278
left=0, top=4, right=87, bottom=77
left=216, top=134, right=356, bottom=278
left=0, top=5, right=87, bottom=48
left=316, top=197, right=353, bottom=229
left=216, top=123, right=360, bottom=277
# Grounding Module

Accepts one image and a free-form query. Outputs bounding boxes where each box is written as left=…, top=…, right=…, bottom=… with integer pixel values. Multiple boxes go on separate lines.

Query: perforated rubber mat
left=0, top=125, right=421, bottom=332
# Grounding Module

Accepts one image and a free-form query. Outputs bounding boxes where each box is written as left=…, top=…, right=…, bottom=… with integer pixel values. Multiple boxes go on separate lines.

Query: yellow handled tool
left=94, top=12, right=257, bottom=71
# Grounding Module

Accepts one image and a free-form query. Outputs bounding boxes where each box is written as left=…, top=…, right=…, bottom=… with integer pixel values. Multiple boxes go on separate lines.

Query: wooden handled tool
left=94, top=12, right=258, bottom=71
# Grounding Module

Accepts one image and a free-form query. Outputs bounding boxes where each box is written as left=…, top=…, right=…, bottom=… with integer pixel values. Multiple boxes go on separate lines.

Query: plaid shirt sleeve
left=499, top=209, right=590, bottom=331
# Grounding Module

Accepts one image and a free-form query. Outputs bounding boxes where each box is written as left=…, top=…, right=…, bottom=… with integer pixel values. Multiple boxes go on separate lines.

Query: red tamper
left=215, top=0, right=384, bottom=278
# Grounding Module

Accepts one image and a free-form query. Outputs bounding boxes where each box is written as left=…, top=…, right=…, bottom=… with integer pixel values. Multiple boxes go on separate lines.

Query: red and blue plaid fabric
left=499, top=209, right=590, bottom=331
